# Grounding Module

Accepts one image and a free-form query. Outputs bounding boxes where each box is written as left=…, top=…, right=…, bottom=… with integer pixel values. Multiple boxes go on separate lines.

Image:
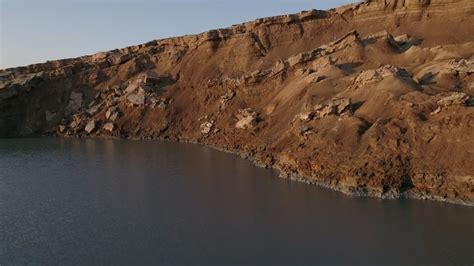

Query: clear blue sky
left=1, top=0, right=356, bottom=69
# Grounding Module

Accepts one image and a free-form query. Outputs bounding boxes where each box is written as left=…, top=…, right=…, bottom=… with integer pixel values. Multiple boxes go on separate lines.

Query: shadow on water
left=0, top=139, right=473, bottom=265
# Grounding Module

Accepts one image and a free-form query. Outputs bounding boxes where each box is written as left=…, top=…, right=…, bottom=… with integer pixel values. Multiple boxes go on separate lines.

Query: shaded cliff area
left=1, top=0, right=473, bottom=205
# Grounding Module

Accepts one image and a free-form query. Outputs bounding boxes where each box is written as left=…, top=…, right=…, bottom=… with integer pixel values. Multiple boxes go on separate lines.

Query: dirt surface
left=1, top=0, right=473, bottom=205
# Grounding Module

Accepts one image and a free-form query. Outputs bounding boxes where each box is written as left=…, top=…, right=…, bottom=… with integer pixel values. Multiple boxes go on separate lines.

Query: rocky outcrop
left=200, top=121, right=215, bottom=135
left=235, top=109, right=260, bottom=129
left=103, top=122, right=115, bottom=132
left=1, top=0, right=473, bottom=205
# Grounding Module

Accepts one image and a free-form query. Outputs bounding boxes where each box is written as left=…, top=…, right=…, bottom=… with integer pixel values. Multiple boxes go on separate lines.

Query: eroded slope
left=1, top=0, right=473, bottom=204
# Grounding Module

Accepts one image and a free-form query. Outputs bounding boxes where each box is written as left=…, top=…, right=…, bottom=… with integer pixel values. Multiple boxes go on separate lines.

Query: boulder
left=58, top=125, right=66, bottom=133
left=236, top=109, right=259, bottom=129
left=314, top=104, right=336, bottom=118
left=105, top=110, right=113, bottom=120
left=124, top=75, right=148, bottom=94
left=394, top=34, right=410, bottom=43
left=105, top=106, right=118, bottom=120
left=245, top=69, right=272, bottom=84
left=271, top=60, right=288, bottom=75
left=200, top=121, right=214, bottom=134
left=157, top=101, right=167, bottom=109
left=125, top=83, right=140, bottom=94
left=333, top=98, right=352, bottom=114
left=84, top=120, right=96, bottom=134
left=437, top=92, right=470, bottom=106
left=299, top=126, right=311, bottom=134
left=354, top=69, right=380, bottom=86
left=87, top=104, right=101, bottom=115
left=236, top=116, right=257, bottom=129
left=431, top=106, right=442, bottom=115
left=92, top=52, right=109, bottom=62
left=70, top=120, right=80, bottom=129
left=221, top=90, right=235, bottom=101
left=127, top=88, right=146, bottom=106
left=314, top=97, right=353, bottom=119
left=354, top=65, right=410, bottom=88
left=109, top=112, right=120, bottom=122
left=69, top=115, right=84, bottom=129
left=297, top=112, right=315, bottom=121
left=220, top=90, right=236, bottom=107
left=148, top=96, right=168, bottom=109
left=287, top=52, right=314, bottom=67
left=49, top=66, right=72, bottom=79
left=103, top=122, right=115, bottom=132
left=109, top=53, right=132, bottom=65
left=323, top=30, right=359, bottom=53
left=312, top=56, right=334, bottom=69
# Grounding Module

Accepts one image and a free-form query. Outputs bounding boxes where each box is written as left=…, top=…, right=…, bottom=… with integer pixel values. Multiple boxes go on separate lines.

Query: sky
left=1, top=0, right=356, bottom=69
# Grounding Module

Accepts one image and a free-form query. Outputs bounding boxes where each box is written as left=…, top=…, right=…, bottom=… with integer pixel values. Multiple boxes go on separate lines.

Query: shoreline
left=1, top=0, right=473, bottom=208
left=29, top=134, right=474, bottom=207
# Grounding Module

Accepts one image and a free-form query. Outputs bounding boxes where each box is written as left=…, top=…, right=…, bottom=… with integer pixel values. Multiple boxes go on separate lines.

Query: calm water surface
left=0, top=139, right=473, bottom=265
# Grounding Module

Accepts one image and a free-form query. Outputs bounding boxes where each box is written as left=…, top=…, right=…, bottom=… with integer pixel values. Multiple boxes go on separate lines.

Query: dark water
left=0, top=139, right=472, bottom=265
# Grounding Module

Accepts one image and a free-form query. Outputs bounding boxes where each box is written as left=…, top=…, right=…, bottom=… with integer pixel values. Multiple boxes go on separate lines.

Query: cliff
left=1, top=0, right=473, bottom=205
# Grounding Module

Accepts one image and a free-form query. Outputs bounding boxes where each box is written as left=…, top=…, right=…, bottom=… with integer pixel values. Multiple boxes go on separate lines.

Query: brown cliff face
left=1, top=0, right=473, bottom=205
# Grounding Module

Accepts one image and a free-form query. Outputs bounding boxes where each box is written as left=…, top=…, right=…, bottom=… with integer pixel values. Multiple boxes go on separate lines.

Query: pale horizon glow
left=1, top=0, right=357, bottom=69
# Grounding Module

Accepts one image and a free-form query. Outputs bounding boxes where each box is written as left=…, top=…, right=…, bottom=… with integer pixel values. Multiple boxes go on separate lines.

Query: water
left=0, top=139, right=472, bottom=265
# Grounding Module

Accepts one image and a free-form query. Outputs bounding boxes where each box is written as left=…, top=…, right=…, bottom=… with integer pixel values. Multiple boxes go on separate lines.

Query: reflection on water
left=0, top=139, right=473, bottom=265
